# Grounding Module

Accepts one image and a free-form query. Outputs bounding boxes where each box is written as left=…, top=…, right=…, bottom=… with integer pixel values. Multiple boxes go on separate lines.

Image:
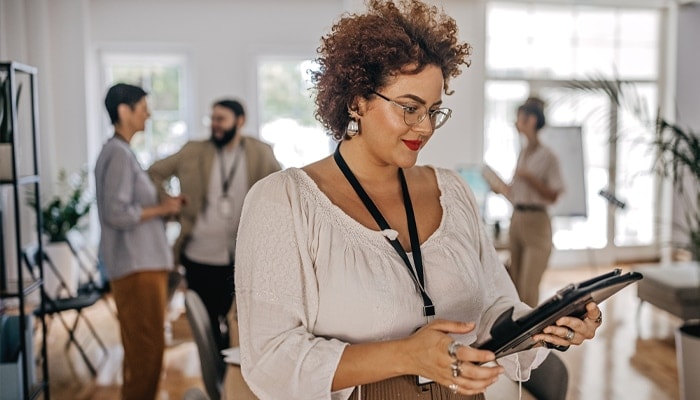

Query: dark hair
left=104, top=83, right=147, bottom=125
left=518, top=97, right=546, bottom=130
left=312, top=0, right=472, bottom=140
left=213, top=99, right=246, bottom=118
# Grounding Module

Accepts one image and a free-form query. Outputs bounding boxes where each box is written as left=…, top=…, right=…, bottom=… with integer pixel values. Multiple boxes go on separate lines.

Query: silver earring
left=346, top=119, right=359, bottom=137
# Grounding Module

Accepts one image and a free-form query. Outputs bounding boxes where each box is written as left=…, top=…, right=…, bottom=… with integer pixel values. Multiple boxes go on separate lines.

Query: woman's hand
left=160, top=195, right=183, bottom=217
left=403, top=319, right=504, bottom=396
left=533, top=302, right=603, bottom=348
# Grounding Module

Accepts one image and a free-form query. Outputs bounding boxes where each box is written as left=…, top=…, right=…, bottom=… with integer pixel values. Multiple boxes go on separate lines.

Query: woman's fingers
left=534, top=302, right=603, bottom=346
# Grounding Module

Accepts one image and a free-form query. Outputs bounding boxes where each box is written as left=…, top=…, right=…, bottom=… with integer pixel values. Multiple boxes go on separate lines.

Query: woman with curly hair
left=234, top=1, right=601, bottom=399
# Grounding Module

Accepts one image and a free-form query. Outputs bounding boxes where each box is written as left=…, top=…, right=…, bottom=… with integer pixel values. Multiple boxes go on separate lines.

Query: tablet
left=481, top=164, right=508, bottom=195
left=472, top=268, right=643, bottom=359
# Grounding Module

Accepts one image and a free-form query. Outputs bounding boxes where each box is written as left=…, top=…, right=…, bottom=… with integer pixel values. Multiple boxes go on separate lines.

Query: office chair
left=523, top=352, right=569, bottom=400
left=23, top=245, right=108, bottom=376
left=185, top=289, right=225, bottom=400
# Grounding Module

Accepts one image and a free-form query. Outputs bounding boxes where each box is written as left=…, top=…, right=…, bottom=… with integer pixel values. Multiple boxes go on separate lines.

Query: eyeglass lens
left=373, top=91, right=451, bottom=129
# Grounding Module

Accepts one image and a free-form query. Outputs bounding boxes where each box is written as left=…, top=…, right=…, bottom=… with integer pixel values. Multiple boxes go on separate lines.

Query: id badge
left=218, top=196, right=233, bottom=218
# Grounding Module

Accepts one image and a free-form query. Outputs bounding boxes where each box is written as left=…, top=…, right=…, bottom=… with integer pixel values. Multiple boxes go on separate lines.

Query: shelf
left=0, top=175, right=40, bottom=186
left=0, top=279, right=42, bottom=299
left=1, top=61, right=48, bottom=400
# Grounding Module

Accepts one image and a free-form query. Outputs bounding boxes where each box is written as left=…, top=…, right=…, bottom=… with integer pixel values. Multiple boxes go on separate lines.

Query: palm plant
left=567, top=76, right=700, bottom=258
left=654, top=117, right=700, bottom=258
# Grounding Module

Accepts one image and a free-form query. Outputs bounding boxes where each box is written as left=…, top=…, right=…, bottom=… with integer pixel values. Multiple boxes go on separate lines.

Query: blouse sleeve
left=448, top=169, right=549, bottom=381
left=234, top=172, right=350, bottom=400
left=100, top=146, right=143, bottom=229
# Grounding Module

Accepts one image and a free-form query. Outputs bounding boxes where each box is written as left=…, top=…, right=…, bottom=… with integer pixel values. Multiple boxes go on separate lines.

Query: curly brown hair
left=311, top=0, right=472, bottom=140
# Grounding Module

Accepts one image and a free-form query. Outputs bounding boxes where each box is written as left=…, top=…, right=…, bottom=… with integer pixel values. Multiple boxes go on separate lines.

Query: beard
left=211, top=125, right=237, bottom=148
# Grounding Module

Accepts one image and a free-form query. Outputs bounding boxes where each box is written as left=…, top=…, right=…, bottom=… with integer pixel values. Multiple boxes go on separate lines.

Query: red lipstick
left=403, top=139, right=422, bottom=151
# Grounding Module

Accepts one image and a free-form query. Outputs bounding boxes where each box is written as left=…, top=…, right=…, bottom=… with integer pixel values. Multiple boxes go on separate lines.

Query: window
left=485, top=2, right=661, bottom=250
left=257, top=58, right=333, bottom=168
left=101, top=53, right=189, bottom=168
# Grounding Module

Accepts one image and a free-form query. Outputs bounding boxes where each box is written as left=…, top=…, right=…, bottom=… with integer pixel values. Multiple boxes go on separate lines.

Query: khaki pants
left=111, top=270, right=169, bottom=400
left=508, top=210, right=552, bottom=307
left=349, top=375, right=485, bottom=399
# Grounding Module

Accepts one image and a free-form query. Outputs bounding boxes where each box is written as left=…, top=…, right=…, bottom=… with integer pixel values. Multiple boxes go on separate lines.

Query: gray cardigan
left=95, top=137, right=173, bottom=280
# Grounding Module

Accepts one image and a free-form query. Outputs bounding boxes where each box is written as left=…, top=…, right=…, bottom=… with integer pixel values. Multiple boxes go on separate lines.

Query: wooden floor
left=40, top=264, right=682, bottom=400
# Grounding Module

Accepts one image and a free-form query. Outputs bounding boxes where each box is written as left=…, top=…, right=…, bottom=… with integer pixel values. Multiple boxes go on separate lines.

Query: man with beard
left=148, top=99, right=280, bottom=351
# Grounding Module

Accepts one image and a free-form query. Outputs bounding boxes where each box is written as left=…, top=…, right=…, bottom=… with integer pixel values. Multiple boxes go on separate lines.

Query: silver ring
left=447, top=341, right=463, bottom=360
left=565, top=328, right=575, bottom=341
left=449, top=383, right=458, bottom=394
left=450, top=360, right=462, bottom=378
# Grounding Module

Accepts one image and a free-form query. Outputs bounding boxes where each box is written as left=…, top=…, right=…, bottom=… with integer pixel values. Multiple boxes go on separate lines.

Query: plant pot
left=675, top=320, right=700, bottom=400
left=43, top=241, right=79, bottom=298
left=0, top=143, right=11, bottom=180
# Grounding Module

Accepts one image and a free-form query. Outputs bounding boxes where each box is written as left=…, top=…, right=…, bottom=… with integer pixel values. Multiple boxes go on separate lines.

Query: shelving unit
left=0, top=61, right=49, bottom=400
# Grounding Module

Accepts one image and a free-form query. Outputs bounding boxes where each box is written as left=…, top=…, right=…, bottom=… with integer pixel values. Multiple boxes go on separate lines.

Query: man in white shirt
left=149, top=99, right=280, bottom=351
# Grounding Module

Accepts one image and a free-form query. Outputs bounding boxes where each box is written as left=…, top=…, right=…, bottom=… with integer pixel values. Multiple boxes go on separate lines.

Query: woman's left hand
left=532, top=302, right=603, bottom=347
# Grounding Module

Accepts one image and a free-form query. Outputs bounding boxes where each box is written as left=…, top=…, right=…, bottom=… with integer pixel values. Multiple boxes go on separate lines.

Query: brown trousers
left=111, top=270, right=169, bottom=400
left=348, top=376, right=486, bottom=400
left=508, top=209, right=553, bottom=307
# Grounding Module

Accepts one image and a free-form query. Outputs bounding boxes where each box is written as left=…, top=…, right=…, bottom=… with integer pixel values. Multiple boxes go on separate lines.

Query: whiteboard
left=539, top=126, right=587, bottom=217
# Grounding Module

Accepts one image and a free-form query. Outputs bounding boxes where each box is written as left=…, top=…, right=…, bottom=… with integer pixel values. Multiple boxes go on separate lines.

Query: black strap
left=333, top=144, right=435, bottom=317
left=218, top=144, right=243, bottom=196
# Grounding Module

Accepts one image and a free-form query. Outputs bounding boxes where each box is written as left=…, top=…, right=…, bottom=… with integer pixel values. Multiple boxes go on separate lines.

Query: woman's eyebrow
left=395, top=93, right=443, bottom=107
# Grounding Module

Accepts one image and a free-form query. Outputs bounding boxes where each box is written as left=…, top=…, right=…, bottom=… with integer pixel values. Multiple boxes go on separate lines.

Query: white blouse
left=509, top=143, right=565, bottom=207
left=235, top=167, right=548, bottom=400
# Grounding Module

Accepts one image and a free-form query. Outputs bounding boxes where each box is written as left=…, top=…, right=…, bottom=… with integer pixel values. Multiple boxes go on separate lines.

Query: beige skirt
left=348, top=375, right=486, bottom=400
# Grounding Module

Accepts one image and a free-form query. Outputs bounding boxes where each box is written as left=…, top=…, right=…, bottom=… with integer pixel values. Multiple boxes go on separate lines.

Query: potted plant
left=566, top=76, right=700, bottom=256
left=653, top=117, right=700, bottom=259
left=27, top=167, right=92, bottom=297
left=568, top=76, right=700, bottom=400
left=28, top=167, right=92, bottom=243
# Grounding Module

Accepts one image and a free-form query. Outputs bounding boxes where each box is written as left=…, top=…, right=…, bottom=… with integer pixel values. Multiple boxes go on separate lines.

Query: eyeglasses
left=372, top=91, right=452, bottom=130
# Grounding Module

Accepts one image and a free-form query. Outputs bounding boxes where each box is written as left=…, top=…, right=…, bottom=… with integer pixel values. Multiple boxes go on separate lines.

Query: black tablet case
left=473, top=268, right=643, bottom=359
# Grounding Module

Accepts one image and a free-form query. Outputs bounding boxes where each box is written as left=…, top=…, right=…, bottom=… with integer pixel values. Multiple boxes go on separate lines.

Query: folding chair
left=23, top=245, right=108, bottom=376
left=64, top=231, right=117, bottom=320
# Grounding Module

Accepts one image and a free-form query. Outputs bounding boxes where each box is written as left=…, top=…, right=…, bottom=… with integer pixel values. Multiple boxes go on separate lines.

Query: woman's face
left=356, top=64, right=445, bottom=169
left=515, top=110, right=535, bottom=136
left=122, top=97, right=150, bottom=132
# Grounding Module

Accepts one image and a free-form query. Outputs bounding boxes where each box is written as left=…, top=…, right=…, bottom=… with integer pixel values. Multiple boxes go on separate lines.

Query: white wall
left=670, top=3, right=700, bottom=252
left=1, top=0, right=493, bottom=183
left=0, top=0, right=691, bottom=267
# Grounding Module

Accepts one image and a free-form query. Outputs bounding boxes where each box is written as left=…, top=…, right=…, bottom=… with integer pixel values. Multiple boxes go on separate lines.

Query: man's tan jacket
left=148, top=136, right=281, bottom=265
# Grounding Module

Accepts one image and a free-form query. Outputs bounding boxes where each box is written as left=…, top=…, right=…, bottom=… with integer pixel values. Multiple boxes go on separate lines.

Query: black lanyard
left=218, top=144, right=243, bottom=197
left=333, top=145, right=435, bottom=318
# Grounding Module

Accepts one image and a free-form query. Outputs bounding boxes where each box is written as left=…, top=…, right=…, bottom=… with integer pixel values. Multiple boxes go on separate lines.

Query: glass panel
left=615, top=83, right=657, bottom=246
left=541, top=87, right=611, bottom=250
left=486, top=37, right=531, bottom=77
left=619, top=11, right=659, bottom=45
left=483, top=81, right=529, bottom=223
left=617, top=47, right=658, bottom=79
left=104, top=56, right=188, bottom=168
left=575, top=9, right=616, bottom=43
left=575, top=44, right=616, bottom=78
left=486, top=4, right=531, bottom=76
left=485, top=2, right=661, bottom=250
left=258, top=59, right=332, bottom=168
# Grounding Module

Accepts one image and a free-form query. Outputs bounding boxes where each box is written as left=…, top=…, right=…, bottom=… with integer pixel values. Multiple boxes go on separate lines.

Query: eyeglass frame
left=371, top=90, right=452, bottom=130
